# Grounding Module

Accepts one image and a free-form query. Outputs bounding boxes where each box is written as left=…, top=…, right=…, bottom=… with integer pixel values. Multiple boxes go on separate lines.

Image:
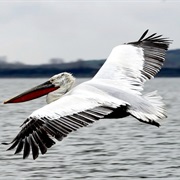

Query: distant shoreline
left=0, top=49, right=180, bottom=78
left=0, top=68, right=180, bottom=78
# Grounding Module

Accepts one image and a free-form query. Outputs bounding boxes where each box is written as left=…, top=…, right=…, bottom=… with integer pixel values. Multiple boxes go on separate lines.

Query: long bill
left=4, top=80, right=59, bottom=104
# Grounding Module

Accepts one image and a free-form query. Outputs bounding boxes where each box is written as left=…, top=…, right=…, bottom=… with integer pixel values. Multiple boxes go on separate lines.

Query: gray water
left=0, top=78, right=180, bottom=180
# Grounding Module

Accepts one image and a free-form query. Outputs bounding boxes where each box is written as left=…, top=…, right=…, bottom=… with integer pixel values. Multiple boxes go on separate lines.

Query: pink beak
left=4, top=80, right=59, bottom=104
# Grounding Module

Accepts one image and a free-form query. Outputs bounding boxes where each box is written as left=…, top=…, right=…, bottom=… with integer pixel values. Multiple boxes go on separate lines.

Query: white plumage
left=3, top=30, right=171, bottom=159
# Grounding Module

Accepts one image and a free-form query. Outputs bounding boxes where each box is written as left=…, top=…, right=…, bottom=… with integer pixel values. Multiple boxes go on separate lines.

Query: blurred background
left=0, top=0, right=179, bottom=77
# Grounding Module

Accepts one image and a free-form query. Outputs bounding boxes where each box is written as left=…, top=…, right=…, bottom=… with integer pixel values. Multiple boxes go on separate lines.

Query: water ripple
left=1, top=78, right=180, bottom=179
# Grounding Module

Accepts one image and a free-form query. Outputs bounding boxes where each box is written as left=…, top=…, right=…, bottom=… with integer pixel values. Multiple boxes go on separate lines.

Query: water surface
left=0, top=78, right=180, bottom=180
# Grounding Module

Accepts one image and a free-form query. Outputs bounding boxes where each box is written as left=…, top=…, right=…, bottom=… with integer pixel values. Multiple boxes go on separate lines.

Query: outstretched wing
left=127, top=29, right=171, bottom=81
left=94, top=30, right=171, bottom=93
left=3, top=84, right=127, bottom=159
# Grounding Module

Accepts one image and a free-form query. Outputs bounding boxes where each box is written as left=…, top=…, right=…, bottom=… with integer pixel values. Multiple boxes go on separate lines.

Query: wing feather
left=29, top=134, right=39, bottom=160
left=14, top=138, right=24, bottom=154
left=128, top=30, right=171, bottom=81
left=23, top=137, right=30, bottom=159
left=33, top=131, right=47, bottom=154
left=93, top=30, right=171, bottom=93
left=4, top=88, right=127, bottom=159
left=5, top=106, right=115, bottom=159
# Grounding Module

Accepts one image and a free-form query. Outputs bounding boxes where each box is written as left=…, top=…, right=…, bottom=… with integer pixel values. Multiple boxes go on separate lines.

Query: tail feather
left=128, top=91, right=166, bottom=127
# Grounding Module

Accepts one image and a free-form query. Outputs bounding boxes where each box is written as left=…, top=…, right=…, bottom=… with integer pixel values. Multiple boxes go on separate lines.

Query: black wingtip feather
left=33, top=131, right=47, bottom=155
left=130, top=30, right=172, bottom=50
left=39, top=128, right=56, bottom=148
left=2, top=142, right=11, bottom=145
left=29, top=135, right=39, bottom=160
left=6, top=140, right=19, bottom=151
left=23, top=137, right=30, bottom=159
left=14, top=139, right=24, bottom=154
left=139, top=119, right=160, bottom=127
left=138, top=29, right=149, bottom=42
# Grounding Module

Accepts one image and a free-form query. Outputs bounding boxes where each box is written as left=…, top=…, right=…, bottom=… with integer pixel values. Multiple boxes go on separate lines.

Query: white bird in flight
left=3, top=30, right=171, bottom=159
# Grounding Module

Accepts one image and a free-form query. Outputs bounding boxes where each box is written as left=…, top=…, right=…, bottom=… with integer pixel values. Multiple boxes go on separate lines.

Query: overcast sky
left=0, top=0, right=179, bottom=64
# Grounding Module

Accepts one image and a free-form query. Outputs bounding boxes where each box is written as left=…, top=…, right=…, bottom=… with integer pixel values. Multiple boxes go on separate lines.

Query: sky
left=0, top=0, right=179, bottom=64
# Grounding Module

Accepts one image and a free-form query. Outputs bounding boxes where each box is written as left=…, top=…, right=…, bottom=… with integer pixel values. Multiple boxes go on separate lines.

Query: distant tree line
left=0, top=49, right=180, bottom=77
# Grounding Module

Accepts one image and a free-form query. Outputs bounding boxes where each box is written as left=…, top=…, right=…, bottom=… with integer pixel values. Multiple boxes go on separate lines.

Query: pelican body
left=3, top=30, right=172, bottom=159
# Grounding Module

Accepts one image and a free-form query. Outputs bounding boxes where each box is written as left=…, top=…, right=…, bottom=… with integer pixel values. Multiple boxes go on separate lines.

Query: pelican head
left=4, top=72, right=75, bottom=104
